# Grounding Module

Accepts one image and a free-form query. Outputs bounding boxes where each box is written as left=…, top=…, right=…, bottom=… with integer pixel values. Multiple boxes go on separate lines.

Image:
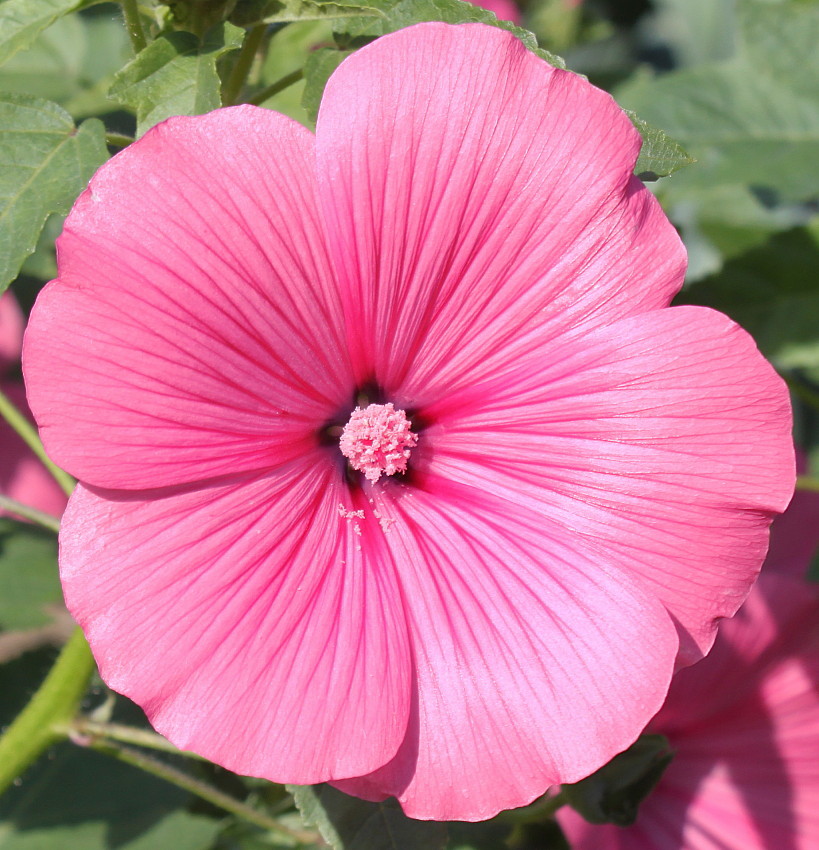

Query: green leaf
left=677, top=219, right=819, bottom=369
left=617, top=0, right=819, bottom=200
left=0, top=93, right=106, bottom=292
left=230, top=0, right=382, bottom=25
left=264, top=0, right=383, bottom=23
left=0, top=743, right=221, bottom=849
left=288, top=784, right=448, bottom=850
left=0, top=519, right=61, bottom=631
left=627, top=110, right=696, bottom=181
left=301, top=46, right=352, bottom=122
left=0, top=0, right=85, bottom=68
left=109, top=23, right=245, bottom=137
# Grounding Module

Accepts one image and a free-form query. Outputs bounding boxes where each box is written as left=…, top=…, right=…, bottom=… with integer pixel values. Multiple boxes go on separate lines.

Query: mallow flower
left=557, top=481, right=819, bottom=849
left=23, top=23, right=793, bottom=821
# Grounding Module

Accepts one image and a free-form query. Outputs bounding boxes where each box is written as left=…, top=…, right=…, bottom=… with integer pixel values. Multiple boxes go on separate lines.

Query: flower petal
left=334, top=478, right=678, bottom=821
left=24, top=106, right=351, bottom=490
left=60, top=460, right=411, bottom=782
left=316, top=23, right=685, bottom=401
left=422, top=306, right=794, bottom=665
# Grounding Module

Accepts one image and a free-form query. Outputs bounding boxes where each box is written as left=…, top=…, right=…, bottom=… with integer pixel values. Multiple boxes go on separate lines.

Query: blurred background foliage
left=0, top=0, right=818, bottom=847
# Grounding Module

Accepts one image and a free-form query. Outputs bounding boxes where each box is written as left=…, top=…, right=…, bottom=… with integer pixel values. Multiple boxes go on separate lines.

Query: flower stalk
left=0, top=495, right=60, bottom=531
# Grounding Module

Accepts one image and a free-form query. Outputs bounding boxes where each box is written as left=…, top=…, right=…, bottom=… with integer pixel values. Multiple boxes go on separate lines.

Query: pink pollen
left=339, top=403, right=418, bottom=483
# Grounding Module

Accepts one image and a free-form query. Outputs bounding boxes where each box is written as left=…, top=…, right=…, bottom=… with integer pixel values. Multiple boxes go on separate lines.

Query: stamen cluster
left=339, top=402, right=417, bottom=482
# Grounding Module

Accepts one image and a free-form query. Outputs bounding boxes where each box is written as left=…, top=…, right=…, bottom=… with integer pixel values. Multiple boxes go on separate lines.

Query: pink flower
left=557, top=484, right=819, bottom=849
left=0, top=292, right=67, bottom=519
left=23, top=23, right=793, bottom=821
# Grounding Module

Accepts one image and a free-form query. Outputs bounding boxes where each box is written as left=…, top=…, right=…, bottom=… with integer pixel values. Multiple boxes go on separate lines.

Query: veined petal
left=60, top=460, right=411, bottom=782
left=335, top=478, right=678, bottom=821
left=423, top=306, right=794, bottom=664
left=316, top=23, right=685, bottom=402
left=24, top=106, right=352, bottom=491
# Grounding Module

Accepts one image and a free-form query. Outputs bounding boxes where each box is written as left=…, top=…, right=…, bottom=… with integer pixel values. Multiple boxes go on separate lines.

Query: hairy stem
left=120, top=0, right=148, bottom=53
left=0, top=628, right=95, bottom=795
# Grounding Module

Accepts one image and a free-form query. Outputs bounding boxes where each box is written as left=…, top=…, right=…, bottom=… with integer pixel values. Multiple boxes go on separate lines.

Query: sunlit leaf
left=628, top=110, right=696, bottom=181
left=109, top=23, right=245, bottom=137
left=0, top=93, right=106, bottom=292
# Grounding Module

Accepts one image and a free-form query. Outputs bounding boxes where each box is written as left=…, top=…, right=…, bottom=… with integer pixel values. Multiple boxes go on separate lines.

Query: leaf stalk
left=247, top=67, right=303, bottom=105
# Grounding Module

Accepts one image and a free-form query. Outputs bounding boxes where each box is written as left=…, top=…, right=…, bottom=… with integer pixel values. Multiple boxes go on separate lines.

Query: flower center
left=339, top=402, right=417, bottom=482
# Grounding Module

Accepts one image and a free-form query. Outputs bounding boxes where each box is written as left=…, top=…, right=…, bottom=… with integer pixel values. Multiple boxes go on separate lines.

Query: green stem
left=0, top=496, right=60, bottom=532
left=0, top=387, right=74, bottom=498
left=106, top=131, right=135, bottom=148
left=0, top=628, right=95, bottom=795
left=81, top=737, right=317, bottom=842
left=797, top=475, right=819, bottom=493
left=247, top=68, right=303, bottom=105
left=120, top=0, right=148, bottom=53
left=69, top=718, right=203, bottom=759
left=222, top=24, right=267, bottom=106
